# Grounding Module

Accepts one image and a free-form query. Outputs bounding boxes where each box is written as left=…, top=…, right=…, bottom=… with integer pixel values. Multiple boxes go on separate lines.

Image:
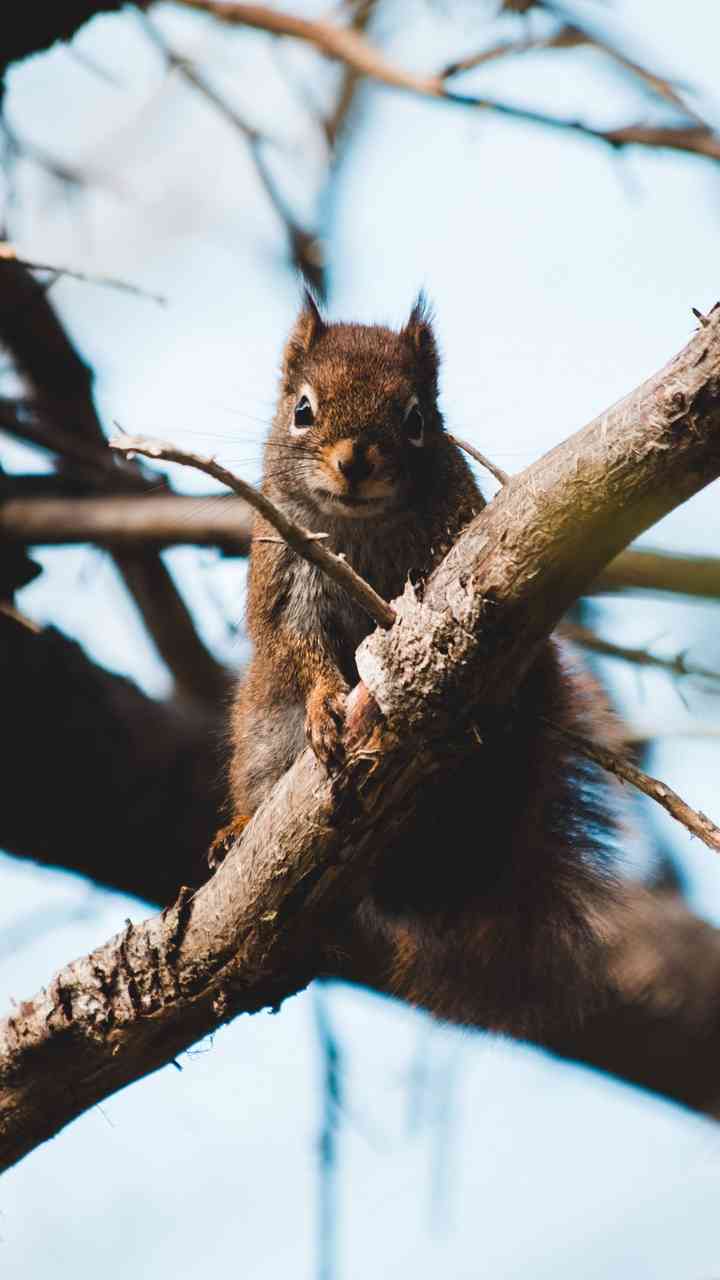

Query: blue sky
left=2, top=1, right=720, bottom=1276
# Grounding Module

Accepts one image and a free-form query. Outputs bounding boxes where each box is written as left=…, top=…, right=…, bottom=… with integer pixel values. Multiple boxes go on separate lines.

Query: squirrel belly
left=227, top=291, right=617, bottom=1038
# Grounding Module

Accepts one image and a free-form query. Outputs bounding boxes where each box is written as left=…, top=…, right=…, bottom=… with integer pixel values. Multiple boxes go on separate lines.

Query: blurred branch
left=176, top=0, right=720, bottom=164
left=560, top=621, right=720, bottom=686
left=547, top=719, right=720, bottom=854
left=137, top=12, right=326, bottom=294
left=0, top=243, right=165, bottom=303
left=313, top=985, right=343, bottom=1280
left=595, top=548, right=720, bottom=600
left=444, top=17, right=709, bottom=131
left=3, top=306, right=720, bottom=1167
left=0, top=610, right=222, bottom=903
left=0, top=259, right=229, bottom=704
left=0, top=492, right=253, bottom=552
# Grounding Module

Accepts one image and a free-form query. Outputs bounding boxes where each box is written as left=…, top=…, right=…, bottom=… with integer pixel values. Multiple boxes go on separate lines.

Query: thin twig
left=447, top=434, right=510, bottom=485
left=109, top=435, right=396, bottom=629
left=546, top=718, right=720, bottom=853
left=0, top=244, right=165, bottom=305
left=137, top=11, right=325, bottom=294
left=560, top=621, right=720, bottom=686
left=443, top=18, right=709, bottom=132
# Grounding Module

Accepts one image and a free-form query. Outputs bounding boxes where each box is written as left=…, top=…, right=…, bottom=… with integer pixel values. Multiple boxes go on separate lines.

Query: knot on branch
left=356, top=580, right=477, bottom=734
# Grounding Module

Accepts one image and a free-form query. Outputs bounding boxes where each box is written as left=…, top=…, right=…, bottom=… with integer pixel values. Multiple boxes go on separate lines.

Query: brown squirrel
left=227, top=292, right=616, bottom=1039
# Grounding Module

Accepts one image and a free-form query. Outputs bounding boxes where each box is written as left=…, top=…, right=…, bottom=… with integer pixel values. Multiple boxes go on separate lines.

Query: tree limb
left=595, top=547, right=720, bottom=600
left=2, top=307, right=720, bottom=1168
left=0, top=610, right=222, bottom=903
left=110, top=435, right=397, bottom=629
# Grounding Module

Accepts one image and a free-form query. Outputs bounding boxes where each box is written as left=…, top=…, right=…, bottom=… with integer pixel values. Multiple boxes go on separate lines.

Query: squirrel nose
left=335, top=445, right=373, bottom=485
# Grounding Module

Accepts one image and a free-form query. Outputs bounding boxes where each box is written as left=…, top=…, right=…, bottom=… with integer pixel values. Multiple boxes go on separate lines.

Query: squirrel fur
left=226, top=292, right=617, bottom=1039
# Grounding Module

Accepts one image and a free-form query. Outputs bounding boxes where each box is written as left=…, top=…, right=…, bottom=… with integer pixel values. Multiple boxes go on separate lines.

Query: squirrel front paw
left=305, top=680, right=348, bottom=769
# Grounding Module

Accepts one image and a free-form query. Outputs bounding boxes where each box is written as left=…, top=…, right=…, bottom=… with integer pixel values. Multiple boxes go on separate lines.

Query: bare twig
left=0, top=244, right=165, bottom=304
left=137, top=12, right=325, bottom=293
left=560, top=622, right=720, bottom=686
left=546, top=718, right=720, bottom=853
left=442, top=23, right=586, bottom=78
left=443, top=18, right=708, bottom=131
left=109, top=435, right=396, bottom=629
left=447, top=434, right=510, bottom=485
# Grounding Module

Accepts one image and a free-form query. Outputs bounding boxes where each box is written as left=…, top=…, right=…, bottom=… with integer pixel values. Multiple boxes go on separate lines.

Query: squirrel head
left=270, top=290, right=443, bottom=519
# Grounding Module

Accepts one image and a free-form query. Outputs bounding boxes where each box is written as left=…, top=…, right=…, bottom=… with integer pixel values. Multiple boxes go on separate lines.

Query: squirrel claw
left=208, top=814, right=250, bottom=872
left=306, top=687, right=347, bottom=770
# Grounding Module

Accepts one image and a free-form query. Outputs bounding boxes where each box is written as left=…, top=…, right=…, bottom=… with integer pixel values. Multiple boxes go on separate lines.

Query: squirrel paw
left=306, top=682, right=347, bottom=770
left=208, top=813, right=250, bottom=872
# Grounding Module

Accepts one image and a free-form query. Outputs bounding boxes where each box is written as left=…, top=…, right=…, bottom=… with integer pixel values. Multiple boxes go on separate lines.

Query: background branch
left=0, top=259, right=228, bottom=704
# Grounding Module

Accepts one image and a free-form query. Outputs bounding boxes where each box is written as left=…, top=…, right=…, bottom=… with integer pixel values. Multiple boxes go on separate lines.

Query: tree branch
left=2, top=307, right=720, bottom=1168
left=0, top=259, right=228, bottom=704
left=175, top=1, right=720, bottom=164
left=109, top=435, right=397, bottom=629
left=0, top=492, right=253, bottom=552
left=560, top=621, right=720, bottom=685
left=595, top=547, right=720, bottom=600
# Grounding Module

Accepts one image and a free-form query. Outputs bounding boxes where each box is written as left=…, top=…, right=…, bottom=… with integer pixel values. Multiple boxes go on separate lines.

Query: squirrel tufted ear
left=282, top=287, right=326, bottom=385
left=403, top=291, right=439, bottom=393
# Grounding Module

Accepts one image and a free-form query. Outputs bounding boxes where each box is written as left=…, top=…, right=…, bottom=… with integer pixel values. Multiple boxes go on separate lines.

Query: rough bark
left=5, top=613, right=720, bottom=1127
left=2, top=309, right=720, bottom=1169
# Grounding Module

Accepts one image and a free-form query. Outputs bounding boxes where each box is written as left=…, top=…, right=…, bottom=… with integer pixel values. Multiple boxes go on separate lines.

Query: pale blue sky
left=2, top=2, right=720, bottom=1276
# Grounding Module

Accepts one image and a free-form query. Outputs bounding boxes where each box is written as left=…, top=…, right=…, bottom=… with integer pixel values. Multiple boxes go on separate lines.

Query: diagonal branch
left=2, top=306, right=720, bottom=1169
left=109, top=434, right=397, bottom=629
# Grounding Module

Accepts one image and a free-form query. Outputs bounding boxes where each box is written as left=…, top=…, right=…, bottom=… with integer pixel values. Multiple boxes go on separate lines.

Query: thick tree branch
left=5, top=615, right=720, bottom=1122
left=0, top=611, right=222, bottom=903
left=2, top=308, right=720, bottom=1168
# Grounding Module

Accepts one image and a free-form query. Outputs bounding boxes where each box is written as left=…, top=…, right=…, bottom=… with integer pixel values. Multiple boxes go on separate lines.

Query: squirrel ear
left=283, top=288, right=325, bottom=384
left=403, top=291, right=439, bottom=393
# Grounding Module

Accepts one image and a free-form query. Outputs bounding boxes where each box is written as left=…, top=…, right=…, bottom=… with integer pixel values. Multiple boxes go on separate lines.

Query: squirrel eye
left=292, top=395, right=314, bottom=432
left=404, top=401, right=424, bottom=448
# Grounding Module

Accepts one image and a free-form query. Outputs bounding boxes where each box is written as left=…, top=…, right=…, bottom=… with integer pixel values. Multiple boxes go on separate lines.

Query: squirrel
left=226, top=291, right=617, bottom=1039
